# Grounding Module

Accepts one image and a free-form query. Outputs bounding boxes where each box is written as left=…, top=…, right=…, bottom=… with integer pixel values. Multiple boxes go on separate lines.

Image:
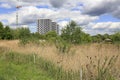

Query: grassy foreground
left=0, top=40, right=120, bottom=80
left=0, top=51, right=80, bottom=80
left=0, top=50, right=119, bottom=80
left=0, top=53, right=54, bottom=80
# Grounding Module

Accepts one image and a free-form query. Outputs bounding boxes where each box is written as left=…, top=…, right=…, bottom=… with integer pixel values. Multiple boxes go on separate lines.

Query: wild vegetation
left=0, top=21, right=120, bottom=80
left=0, top=44, right=120, bottom=80
left=0, top=21, right=120, bottom=44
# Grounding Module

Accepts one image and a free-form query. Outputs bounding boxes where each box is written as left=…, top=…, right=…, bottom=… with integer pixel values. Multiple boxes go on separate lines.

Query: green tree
left=0, top=22, right=4, bottom=39
left=3, top=26, right=13, bottom=40
left=92, top=34, right=104, bottom=43
left=61, top=21, right=78, bottom=43
left=18, top=28, right=31, bottom=39
left=103, top=33, right=110, bottom=40
left=18, top=28, right=31, bottom=45
left=61, top=21, right=91, bottom=44
left=111, top=32, right=120, bottom=43
left=12, top=28, right=21, bottom=39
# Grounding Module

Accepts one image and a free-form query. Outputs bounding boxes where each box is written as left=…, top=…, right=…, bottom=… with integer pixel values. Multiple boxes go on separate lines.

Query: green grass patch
left=0, top=54, right=53, bottom=80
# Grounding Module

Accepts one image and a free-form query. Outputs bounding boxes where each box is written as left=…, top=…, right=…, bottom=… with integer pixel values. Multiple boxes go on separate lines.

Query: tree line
left=0, top=21, right=120, bottom=44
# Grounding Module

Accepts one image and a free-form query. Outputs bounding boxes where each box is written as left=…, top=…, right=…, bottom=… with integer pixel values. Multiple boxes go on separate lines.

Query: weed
left=84, top=55, right=119, bottom=80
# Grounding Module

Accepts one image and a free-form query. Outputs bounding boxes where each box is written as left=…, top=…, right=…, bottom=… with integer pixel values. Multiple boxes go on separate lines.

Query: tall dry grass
left=0, top=40, right=120, bottom=71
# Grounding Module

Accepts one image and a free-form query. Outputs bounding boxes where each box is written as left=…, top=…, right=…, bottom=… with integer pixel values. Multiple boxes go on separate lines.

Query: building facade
left=37, top=19, right=59, bottom=34
left=51, top=22, right=59, bottom=34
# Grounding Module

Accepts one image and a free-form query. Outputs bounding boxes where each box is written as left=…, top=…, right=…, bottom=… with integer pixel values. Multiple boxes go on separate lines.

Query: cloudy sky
left=0, top=0, right=120, bottom=35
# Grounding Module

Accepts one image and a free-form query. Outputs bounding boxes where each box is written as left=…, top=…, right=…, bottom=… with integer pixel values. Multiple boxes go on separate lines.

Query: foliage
left=110, top=32, right=120, bottom=44
left=12, top=28, right=21, bottom=39
left=0, top=21, right=120, bottom=44
left=31, top=32, right=45, bottom=40
left=92, top=34, right=103, bottom=43
left=92, top=32, right=120, bottom=44
left=0, top=23, right=13, bottom=40
left=18, top=28, right=31, bottom=45
left=55, top=37, right=71, bottom=54
left=45, top=31, right=58, bottom=42
left=61, top=21, right=91, bottom=44
left=2, top=26, right=14, bottom=40
left=0, top=22, right=4, bottom=39
left=18, top=28, right=31, bottom=39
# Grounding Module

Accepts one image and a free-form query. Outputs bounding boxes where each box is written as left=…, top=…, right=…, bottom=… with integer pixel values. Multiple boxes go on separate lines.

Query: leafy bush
left=55, top=37, right=71, bottom=54
left=111, top=32, right=120, bottom=44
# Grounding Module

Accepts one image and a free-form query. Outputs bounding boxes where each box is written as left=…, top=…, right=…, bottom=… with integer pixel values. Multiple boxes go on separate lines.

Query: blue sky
left=95, top=14, right=120, bottom=22
left=0, top=7, right=16, bottom=14
left=0, top=0, right=120, bottom=35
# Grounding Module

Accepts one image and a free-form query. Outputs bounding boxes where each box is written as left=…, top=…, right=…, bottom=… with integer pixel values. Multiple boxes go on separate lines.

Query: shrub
left=55, top=37, right=71, bottom=54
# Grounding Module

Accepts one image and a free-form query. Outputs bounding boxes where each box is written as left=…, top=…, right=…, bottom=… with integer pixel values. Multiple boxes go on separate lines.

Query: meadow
left=0, top=40, right=120, bottom=80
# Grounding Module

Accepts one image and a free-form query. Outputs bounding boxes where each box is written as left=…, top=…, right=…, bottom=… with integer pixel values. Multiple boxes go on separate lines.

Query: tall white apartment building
left=37, top=19, right=52, bottom=34
left=37, top=19, right=59, bottom=34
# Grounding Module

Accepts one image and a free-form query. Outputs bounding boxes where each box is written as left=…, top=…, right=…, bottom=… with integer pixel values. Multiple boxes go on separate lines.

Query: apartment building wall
left=37, top=19, right=59, bottom=34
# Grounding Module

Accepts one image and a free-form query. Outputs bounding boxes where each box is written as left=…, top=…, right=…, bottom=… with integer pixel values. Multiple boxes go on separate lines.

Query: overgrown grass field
left=0, top=40, right=120, bottom=80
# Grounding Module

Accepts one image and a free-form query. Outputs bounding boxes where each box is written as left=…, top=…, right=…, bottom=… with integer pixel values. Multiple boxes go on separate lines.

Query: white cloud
left=0, top=0, right=120, bottom=35
left=0, top=3, right=12, bottom=8
left=92, top=22, right=120, bottom=30
left=58, top=21, right=68, bottom=28
left=0, top=6, right=98, bottom=26
left=82, top=0, right=120, bottom=19
left=84, top=22, right=120, bottom=35
left=0, top=0, right=50, bottom=8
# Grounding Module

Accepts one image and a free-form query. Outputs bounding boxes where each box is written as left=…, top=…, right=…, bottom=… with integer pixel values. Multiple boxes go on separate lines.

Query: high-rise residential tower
left=37, top=19, right=59, bottom=34
left=37, top=19, right=52, bottom=34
